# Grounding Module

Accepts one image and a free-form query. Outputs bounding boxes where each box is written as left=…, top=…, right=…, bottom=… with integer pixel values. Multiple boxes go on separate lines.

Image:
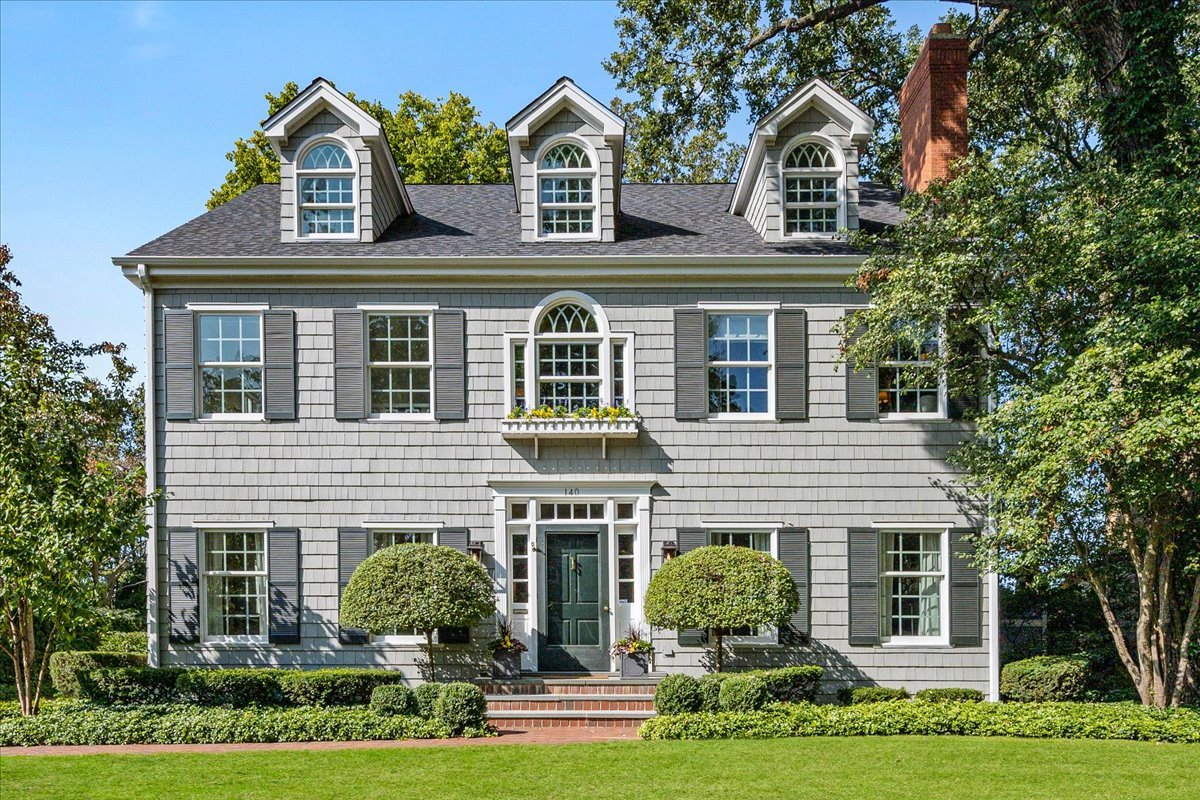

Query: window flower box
left=501, top=406, right=639, bottom=458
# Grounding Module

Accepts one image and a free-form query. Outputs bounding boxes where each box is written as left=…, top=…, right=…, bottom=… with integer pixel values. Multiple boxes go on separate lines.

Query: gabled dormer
left=264, top=77, right=412, bottom=244
left=506, top=78, right=625, bottom=243
left=730, top=78, right=874, bottom=242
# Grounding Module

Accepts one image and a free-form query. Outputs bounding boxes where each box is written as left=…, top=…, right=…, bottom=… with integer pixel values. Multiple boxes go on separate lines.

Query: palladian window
left=537, top=142, right=595, bottom=237
left=298, top=141, right=355, bottom=237
left=782, top=141, right=841, bottom=235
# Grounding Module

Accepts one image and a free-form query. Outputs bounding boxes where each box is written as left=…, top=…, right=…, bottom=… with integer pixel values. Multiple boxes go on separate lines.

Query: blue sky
left=0, top=0, right=945, bottom=373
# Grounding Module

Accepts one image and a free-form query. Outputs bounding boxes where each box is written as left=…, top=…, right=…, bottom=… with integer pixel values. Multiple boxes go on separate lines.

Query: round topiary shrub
left=434, top=682, right=488, bottom=734
left=1001, top=655, right=1089, bottom=702
left=644, top=545, right=798, bottom=672
left=654, top=673, right=704, bottom=716
left=370, top=684, right=417, bottom=717
left=340, top=544, right=494, bottom=679
left=414, top=682, right=445, bottom=720
left=718, top=674, right=768, bottom=712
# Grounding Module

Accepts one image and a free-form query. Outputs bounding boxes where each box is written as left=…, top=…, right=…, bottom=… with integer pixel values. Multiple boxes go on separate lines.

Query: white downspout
left=138, top=264, right=159, bottom=667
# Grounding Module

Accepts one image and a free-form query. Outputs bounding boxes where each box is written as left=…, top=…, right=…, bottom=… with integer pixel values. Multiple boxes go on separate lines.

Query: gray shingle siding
left=150, top=286, right=989, bottom=693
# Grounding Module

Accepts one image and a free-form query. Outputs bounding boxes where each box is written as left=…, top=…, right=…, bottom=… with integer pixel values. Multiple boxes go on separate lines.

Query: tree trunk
left=712, top=629, right=724, bottom=673
left=424, top=629, right=436, bottom=682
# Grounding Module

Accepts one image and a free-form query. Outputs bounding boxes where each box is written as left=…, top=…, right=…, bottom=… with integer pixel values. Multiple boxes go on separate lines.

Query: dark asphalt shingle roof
left=125, top=182, right=901, bottom=259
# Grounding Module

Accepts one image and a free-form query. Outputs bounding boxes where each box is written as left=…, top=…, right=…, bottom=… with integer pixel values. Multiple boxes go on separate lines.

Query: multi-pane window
left=612, top=342, right=626, bottom=407
left=372, top=530, right=434, bottom=638
left=783, top=141, right=841, bottom=235
left=712, top=531, right=773, bottom=636
left=367, top=314, right=432, bottom=415
left=538, top=502, right=605, bottom=521
left=707, top=313, right=771, bottom=415
left=878, top=326, right=942, bottom=415
left=298, top=142, right=355, bottom=236
left=538, top=142, right=595, bottom=236
left=198, top=313, right=262, bottom=416
left=617, top=531, right=636, bottom=602
left=511, top=530, right=530, bottom=605
left=881, top=531, right=945, bottom=639
left=536, top=302, right=601, bottom=411
left=203, top=531, right=267, bottom=640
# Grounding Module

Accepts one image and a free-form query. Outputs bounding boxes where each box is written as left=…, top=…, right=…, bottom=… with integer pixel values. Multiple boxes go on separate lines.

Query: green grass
left=2, top=737, right=1198, bottom=800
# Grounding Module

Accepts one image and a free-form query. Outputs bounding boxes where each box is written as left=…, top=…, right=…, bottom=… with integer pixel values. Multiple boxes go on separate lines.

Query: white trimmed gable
left=506, top=77, right=625, bottom=243
left=730, top=79, right=875, bottom=243
left=264, top=77, right=412, bottom=244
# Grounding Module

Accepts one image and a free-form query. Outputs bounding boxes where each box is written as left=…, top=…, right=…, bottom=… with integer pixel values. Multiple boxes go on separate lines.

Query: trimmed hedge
left=434, top=683, right=488, bottom=734
left=370, top=685, right=417, bottom=717
left=639, top=701, right=1200, bottom=744
left=915, top=688, right=985, bottom=703
left=278, top=669, right=406, bottom=707
left=656, top=667, right=825, bottom=715
left=838, top=686, right=910, bottom=705
left=85, top=667, right=184, bottom=705
left=0, top=703, right=488, bottom=747
left=176, top=668, right=283, bottom=706
left=48, top=652, right=146, bottom=698
left=1002, top=656, right=1090, bottom=703
left=718, top=675, right=767, bottom=712
left=414, top=682, right=444, bottom=720
left=98, top=632, right=148, bottom=656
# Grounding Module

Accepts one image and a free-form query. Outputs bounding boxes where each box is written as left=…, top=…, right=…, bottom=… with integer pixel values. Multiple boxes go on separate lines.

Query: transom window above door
left=537, top=141, right=597, bottom=239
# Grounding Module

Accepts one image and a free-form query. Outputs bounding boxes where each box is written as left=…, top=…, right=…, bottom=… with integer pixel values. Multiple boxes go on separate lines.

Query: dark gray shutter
left=948, top=323, right=983, bottom=420
left=674, top=308, right=708, bottom=420
left=949, top=528, right=982, bottom=646
left=433, top=310, right=466, bottom=421
left=438, top=527, right=471, bottom=643
left=337, top=527, right=369, bottom=644
left=675, top=528, right=709, bottom=646
left=844, top=316, right=878, bottom=421
left=167, top=527, right=200, bottom=643
left=333, top=310, right=365, bottom=420
left=263, top=310, right=296, bottom=421
left=778, top=528, right=810, bottom=642
left=268, top=528, right=301, bottom=644
left=163, top=310, right=196, bottom=420
left=847, top=527, right=880, bottom=646
left=776, top=309, right=808, bottom=420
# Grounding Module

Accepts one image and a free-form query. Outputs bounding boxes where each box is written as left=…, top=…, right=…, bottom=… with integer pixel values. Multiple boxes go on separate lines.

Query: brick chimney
left=899, top=23, right=968, bottom=193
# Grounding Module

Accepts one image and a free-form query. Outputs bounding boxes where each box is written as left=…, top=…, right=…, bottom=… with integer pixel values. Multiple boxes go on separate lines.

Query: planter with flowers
left=488, top=616, right=528, bottom=679
left=500, top=405, right=639, bottom=458
left=611, top=627, right=655, bottom=678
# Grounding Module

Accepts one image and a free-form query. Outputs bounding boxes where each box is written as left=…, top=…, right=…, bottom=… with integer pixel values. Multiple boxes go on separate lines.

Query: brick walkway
left=0, top=727, right=641, bottom=757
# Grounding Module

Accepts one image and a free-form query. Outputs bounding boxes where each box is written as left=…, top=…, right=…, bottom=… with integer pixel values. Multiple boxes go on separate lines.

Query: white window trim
left=877, top=525, right=951, bottom=647
left=505, top=291, right=635, bottom=413
left=367, top=525, right=443, bottom=646
left=196, top=310, right=265, bottom=421
left=704, top=306, right=776, bottom=421
left=199, top=528, right=269, bottom=645
left=294, top=135, right=359, bottom=241
left=364, top=311, right=435, bottom=421
left=878, top=325, right=948, bottom=420
left=534, top=136, right=601, bottom=242
left=710, top=527, right=779, bottom=646
left=779, top=134, right=846, bottom=239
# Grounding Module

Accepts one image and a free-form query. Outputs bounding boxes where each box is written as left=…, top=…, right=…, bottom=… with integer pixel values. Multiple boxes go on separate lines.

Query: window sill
left=704, top=413, right=778, bottom=422
left=879, top=639, right=951, bottom=649
left=194, top=415, right=267, bottom=423
left=198, top=639, right=271, bottom=648
left=878, top=414, right=954, bottom=423
left=366, top=414, right=437, bottom=423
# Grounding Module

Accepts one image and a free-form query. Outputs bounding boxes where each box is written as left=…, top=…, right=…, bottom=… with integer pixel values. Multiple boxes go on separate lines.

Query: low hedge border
left=655, top=666, right=824, bottom=715
left=0, top=703, right=492, bottom=747
left=80, top=667, right=409, bottom=707
left=638, top=701, right=1200, bottom=744
left=48, top=652, right=146, bottom=699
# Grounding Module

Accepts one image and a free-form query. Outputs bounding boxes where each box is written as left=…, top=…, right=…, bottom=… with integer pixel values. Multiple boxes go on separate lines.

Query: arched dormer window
left=298, top=140, right=355, bottom=238
left=537, top=141, right=596, bottom=239
left=507, top=292, right=633, bottom=413
left=782, top=139, right=842, bottom=236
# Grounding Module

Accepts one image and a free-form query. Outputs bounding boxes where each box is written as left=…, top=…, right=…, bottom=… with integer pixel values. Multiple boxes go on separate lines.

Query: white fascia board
left=507, top=80, right=625, bottom=145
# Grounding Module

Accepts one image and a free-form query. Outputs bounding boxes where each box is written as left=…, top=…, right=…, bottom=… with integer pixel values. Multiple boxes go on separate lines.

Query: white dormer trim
left=730, top=78, right=873, bottom=217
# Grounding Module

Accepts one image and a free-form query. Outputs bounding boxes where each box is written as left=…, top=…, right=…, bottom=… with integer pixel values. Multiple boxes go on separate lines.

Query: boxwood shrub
left=176, top=668, right=284, bottom=706
left=434, top=683, right=487, bottom=734
left=915, top=688, right=985, bottom=703
left=84, top=667, right=185, bottom=705
left=639, top=701, right=1200, bottom=744
left=98, top=631, right=149, bottom=656
left=370, top=685, right=417, bottom=717
left=718, top=675, right=768, bottom=712
left=655, top=674, right=705, bottom=716
left=0, top=703, right=479, bottom=747
left=278, top=669, right=406, bottom=707
left=48, top=652, right=146, bottom=698
left=837, top=686, right=910, bottom=705
left=656, top=667, right=824, bottom=715
left=1001, top=655, right=1090, bottom=702
left=414, top=682, right=445, bottom=720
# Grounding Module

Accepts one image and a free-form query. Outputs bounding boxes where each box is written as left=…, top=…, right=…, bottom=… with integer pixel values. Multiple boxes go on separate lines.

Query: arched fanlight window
left=782, top=139, right=842, bottom=235
left=538, top=302, right=597, bottom=334
left=297, top=140, right=355, bottom=237
left=537, top=141, right=596, bottom=237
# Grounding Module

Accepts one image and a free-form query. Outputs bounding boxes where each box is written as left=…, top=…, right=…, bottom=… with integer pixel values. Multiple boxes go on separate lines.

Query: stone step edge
left=487, top=693, right=656, bottom=703
left=488, top=709, right=655, bottom=720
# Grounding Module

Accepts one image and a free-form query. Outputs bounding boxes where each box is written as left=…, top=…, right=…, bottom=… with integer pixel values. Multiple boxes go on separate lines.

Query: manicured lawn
left=2, top=736, right=1197, bottom=800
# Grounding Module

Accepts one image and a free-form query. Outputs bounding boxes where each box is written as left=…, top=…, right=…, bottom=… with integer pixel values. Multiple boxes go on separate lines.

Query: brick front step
left=477, top=677, right=659, bottom=696
left=487, top=694, right=656, bottom=714
left=490, top=712, right=652, bottom=731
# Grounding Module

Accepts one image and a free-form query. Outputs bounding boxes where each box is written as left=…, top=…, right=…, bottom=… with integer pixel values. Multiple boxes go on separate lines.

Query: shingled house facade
left=118, top=27, right=999, bottom=698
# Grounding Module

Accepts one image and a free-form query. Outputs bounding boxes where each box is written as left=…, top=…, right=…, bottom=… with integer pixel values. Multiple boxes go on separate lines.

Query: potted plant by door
left=611, top=626, right=655, bottom=678
left=489, top=616, right=527, bottom=679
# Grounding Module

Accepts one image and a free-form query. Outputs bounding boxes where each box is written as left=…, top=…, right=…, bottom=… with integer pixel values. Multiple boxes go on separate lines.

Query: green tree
left=644, top=546, right=798, bottom=672
left=340, top=544, right=494, bottom=680
left=0, top=246, right=153, bottom=715
left=208, top=83, right=510, bottom=210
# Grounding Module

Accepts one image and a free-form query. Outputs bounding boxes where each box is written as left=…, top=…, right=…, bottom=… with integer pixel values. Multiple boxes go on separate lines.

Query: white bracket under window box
left=500, top=417, right=639, bottom=458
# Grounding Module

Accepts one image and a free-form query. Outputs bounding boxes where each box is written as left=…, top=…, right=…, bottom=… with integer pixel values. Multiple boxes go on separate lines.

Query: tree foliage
left=339, top=544, right=494, bottom=679
left=208, top=83, right=510, bottom=210
left=644, top=545, right=798, bottom=671
left=0, top=245, right=152, bottom=715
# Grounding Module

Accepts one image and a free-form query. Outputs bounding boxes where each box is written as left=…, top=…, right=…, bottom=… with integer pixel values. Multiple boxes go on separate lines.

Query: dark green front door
left=542, top=530, right=608, bottom=672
